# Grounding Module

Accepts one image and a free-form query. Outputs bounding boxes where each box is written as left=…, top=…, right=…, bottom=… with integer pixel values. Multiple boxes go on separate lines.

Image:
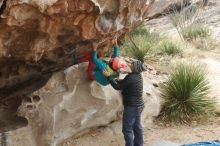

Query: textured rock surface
left=17, top=63, right=122, bottom=146
left=0, top=0, right=207, bottom=101
left=0, top=63, right=162, bottom=146
left=0, top=0, right=154, bottom=99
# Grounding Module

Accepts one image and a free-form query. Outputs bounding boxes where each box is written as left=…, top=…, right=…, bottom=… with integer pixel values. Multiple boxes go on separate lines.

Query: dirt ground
left=60, top=116, right=220, bottom=146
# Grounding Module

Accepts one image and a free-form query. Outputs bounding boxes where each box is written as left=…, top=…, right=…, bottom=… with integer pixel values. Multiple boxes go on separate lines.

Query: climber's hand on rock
left=111, top=39, right=115, bottom=45
left=92, top=42, right=98, bottom=51
left=112, top=36, right=118, bottom=46
left=112, top=38, right=118, bottom=47
left=102, top=69, right=111, bottom=77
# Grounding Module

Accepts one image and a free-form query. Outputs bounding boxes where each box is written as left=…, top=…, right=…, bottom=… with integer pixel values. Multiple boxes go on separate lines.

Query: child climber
left=92, top=40, right=127, bottom=86
left=80, top=39, right=127, bottom=86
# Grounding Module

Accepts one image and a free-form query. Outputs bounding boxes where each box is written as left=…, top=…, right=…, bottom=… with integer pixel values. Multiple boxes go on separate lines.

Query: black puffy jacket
left=108, top=73, right=144, bottom=107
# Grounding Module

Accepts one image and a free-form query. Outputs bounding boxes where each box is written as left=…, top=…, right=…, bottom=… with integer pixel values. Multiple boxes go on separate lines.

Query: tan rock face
left=16, top=63, right=123, bottom=146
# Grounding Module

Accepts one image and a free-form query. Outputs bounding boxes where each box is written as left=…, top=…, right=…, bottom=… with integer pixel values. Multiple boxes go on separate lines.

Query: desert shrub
left=182, top=24, right=209, bottom=41
left=170, top=5, right=209, bottom=41
left=124, top=35, right=151, bottom=62
left=131, top=23, right=150, bottom=36
left=159, top=62, right=215, bottom=123
left=160, top=40, right=182, bottom=56
left=123, top=23, right=160, bottom=61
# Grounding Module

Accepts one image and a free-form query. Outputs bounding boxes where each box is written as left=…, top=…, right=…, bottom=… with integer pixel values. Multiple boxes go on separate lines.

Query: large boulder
left=0, top=63, right=163, bottom=146
left=0, top=0, right=154, bottom=99
left=0, top=0, right=208, bottom=116
left=16, top=63, right=122, bottom=146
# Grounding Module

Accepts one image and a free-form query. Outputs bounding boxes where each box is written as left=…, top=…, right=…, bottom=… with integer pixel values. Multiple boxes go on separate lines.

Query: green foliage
left=124, top=35, right=151, bottom=62
left=131, top=23, right=150, bottom=36
left=170, top=5, right=209, bottom=41
left=182, top=25, right=209, bottom=41
left=123, top=23, right=160, bottom=61
left=160, top=41, right=182, bottom=56
left=159, top=62, right=215, bottom=123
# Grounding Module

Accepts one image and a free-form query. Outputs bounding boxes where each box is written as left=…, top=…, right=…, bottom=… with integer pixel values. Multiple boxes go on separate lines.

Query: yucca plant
left=124, top=35, right=151, bottom=62
left=159, top=62, right=215, bottom=123
left=123, top=23, right=160, bottom=61
left=131, top=23, right=150, bottom=36
left=160, top=41, right=182, bottom=56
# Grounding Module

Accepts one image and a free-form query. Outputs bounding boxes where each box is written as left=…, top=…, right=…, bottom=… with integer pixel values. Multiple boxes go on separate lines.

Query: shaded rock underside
left=0, top=0, right=154, bottom=100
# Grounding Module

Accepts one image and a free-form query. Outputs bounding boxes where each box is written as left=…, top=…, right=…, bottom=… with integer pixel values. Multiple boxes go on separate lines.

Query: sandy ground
left=60, top=1, right=220, bottom=146
left=60, top=116, right=220, bottom=146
